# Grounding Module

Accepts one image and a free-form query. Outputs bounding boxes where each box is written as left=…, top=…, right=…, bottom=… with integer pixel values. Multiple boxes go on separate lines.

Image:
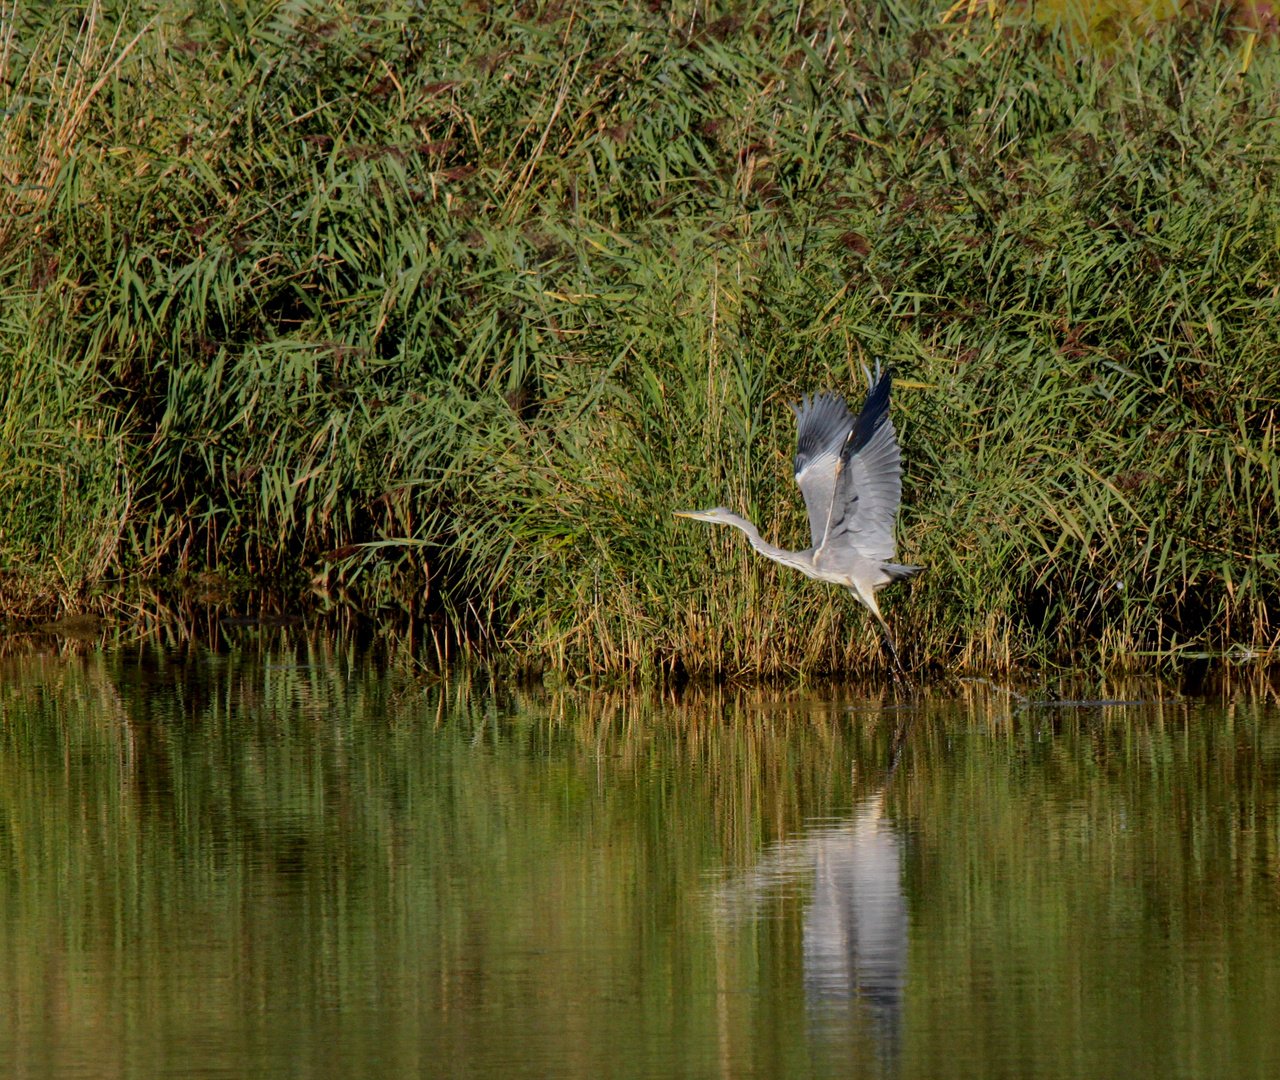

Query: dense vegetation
left=2, top=0, right=1279, bottom=676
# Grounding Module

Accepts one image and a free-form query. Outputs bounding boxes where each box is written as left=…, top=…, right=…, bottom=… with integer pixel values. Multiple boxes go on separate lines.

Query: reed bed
left=2, top=0, right=1279, bottom=677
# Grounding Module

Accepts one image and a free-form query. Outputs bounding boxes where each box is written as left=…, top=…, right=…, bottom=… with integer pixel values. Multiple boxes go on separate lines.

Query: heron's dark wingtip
left=843, top=367, right=894, bottom=458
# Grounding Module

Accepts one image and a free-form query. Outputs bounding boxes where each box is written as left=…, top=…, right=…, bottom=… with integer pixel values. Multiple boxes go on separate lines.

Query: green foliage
left=3, top=0, right=1280, bottom=674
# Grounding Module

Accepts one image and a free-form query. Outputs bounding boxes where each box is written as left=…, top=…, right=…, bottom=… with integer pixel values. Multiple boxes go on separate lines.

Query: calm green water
left=1, top=641, right=1278, bottom=1079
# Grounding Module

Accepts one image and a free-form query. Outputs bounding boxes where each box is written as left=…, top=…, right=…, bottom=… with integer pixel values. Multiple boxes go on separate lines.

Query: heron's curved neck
left=731, top=518, right=813, bottom=574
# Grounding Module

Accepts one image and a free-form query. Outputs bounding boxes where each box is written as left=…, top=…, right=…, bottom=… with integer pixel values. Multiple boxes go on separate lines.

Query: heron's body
left=675, top=368, right=920, bottom=672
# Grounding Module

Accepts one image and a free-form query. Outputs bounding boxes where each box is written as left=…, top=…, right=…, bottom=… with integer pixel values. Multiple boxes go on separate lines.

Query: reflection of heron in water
left=804, top=793, right=906, bottom=1068
left=709, top=791, right=907, bottom=1073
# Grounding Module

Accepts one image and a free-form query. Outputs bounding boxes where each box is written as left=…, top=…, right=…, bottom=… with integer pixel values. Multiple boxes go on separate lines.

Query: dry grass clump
left=3, top=0, right=1280, bottom=676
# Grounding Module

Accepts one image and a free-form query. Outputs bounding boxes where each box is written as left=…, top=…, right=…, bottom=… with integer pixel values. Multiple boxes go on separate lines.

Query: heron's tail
left=881, top=563, right=924, bottom=582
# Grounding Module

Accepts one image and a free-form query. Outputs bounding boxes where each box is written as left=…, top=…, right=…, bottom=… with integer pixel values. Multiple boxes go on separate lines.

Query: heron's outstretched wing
left=792, top=392, right=854, bottom=549
left=825, top=370, right=902, bottom=562
left=792, top=371, right=902, bottom=561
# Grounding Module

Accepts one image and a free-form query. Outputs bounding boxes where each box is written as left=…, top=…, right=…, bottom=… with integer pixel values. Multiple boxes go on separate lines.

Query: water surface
left=1, top=640, right=1278, bottom=1078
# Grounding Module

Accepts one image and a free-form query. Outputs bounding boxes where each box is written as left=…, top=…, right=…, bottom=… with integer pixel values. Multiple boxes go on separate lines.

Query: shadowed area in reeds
left=3, top=0, right=1280, bottom=676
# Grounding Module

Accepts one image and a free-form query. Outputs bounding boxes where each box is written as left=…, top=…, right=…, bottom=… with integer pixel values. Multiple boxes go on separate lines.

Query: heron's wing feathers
left=792, top=392, right=854, bottom=549
left=826, top=370, right=902, bottom=562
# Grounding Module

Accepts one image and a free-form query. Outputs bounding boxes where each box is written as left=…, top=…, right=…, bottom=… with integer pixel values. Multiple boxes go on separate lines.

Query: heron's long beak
left=672, top=510, right=696, bottom=518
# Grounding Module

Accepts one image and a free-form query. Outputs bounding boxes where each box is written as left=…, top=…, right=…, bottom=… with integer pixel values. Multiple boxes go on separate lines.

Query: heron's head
left=673, top=507, right=735, bottom=525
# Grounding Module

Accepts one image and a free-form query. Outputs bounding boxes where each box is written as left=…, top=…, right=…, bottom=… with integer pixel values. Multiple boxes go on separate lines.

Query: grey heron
left=674, top=368, right=921, bottom=672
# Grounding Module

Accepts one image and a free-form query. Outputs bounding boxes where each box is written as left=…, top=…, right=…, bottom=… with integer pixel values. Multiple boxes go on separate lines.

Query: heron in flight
left=674, top=369, right=921, bottom=672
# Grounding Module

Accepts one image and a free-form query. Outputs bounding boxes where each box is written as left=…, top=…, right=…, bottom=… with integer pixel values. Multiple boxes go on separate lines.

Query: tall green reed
left=2, top=0, right=1279, bottom=676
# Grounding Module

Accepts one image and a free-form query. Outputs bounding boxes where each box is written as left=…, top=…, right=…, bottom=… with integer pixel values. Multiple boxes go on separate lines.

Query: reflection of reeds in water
left=0, top=655, right=904, bottom=1075
left=1, top=651, right=1279, bottom=1075
left=896, top=683, right=1280, bottom=1076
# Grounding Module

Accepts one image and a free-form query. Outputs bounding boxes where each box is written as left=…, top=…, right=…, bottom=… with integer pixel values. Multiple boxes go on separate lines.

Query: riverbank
left=3, top=0, right=1279, bottom=676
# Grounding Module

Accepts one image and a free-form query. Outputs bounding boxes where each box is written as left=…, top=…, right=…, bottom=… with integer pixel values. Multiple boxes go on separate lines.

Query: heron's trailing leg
left=850, top=584, right=910, bottom=685
left=876, top=617, right=909, bottom=686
